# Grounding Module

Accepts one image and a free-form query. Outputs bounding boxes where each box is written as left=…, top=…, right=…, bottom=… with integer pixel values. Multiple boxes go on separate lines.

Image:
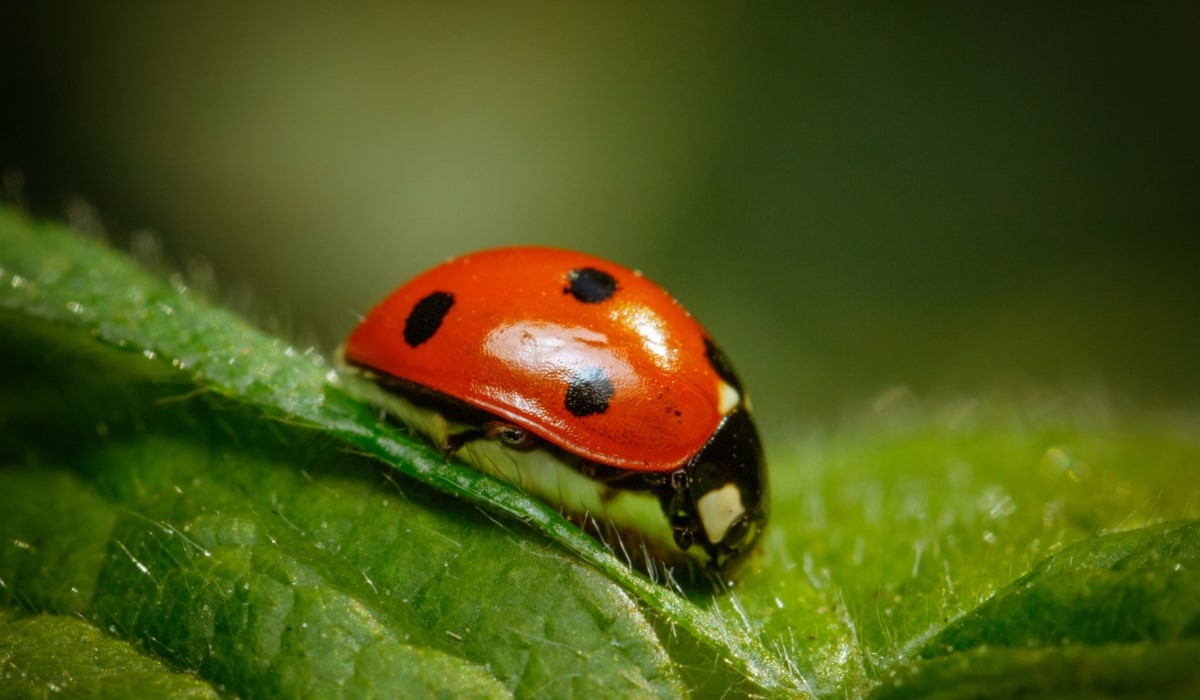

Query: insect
left=343, top=246, right=766, bottom=577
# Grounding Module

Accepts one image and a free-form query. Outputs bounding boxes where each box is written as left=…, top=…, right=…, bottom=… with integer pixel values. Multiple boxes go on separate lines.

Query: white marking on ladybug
left=697, top=482, right=746, bottom=545
left=716, top=381, right=741, bottom=416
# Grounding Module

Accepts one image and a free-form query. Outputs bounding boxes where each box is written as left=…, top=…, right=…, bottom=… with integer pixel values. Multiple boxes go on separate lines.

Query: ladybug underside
left=346, top=368, right=766, bottom=579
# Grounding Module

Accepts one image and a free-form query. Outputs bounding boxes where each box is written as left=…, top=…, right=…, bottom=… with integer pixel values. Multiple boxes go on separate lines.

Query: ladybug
left=343, top=246, right=766, bottom=576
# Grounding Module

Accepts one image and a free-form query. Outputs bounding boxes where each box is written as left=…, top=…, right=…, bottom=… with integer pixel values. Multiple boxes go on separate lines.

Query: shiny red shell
left=344, top=247, right=732, bottom=471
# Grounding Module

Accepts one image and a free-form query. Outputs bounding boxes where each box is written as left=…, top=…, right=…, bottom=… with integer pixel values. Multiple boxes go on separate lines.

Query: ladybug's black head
left=668, top=409, right=768, bottom=575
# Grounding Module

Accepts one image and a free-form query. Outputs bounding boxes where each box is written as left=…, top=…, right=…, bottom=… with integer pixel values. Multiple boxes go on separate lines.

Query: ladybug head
left=669, top=409, right=768, bottom=575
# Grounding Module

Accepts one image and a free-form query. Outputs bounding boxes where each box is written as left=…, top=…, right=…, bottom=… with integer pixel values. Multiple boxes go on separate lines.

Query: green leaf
left=3, top=206, right=1199, bottom=697
left=874, top=523, right=1200, bottom=698
left=0, top=611, right=219, bottom=699
left=925, top=521, right=1200, bottom=654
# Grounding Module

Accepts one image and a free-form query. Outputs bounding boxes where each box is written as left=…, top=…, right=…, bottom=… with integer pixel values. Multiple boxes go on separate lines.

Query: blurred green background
left=2, top=5, right=1197, bottom=426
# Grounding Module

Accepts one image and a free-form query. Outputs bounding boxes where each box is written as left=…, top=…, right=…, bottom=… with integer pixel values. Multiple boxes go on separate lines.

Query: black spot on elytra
left=703, top=336, right=743, bottom=393
left=564, top=367, right=615, bottom=416
left=565, top=267, right=618, bottom=303
left=403, top=291, right=455, bottom=347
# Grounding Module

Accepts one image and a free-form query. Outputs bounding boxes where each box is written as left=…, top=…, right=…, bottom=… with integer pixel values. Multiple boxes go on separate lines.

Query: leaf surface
left=2, top=208, right=1198, bottom=697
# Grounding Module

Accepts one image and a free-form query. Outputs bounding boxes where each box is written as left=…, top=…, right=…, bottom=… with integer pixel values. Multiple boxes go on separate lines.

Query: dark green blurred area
left=2, top=5, right=1197, bottom=424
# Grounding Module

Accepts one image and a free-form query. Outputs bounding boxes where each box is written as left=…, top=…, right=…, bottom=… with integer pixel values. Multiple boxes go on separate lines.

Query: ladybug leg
left=444, top=421, right=536, bottom=455
left=442, top=428, right=486, bottom=456
left=483, top=421, right=537, bottom=451
left=666, top=469, right=698, bottom=552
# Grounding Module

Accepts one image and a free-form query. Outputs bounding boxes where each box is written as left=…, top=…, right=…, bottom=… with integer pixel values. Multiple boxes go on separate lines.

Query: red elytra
left=343, top=247, right=733, bottom=471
